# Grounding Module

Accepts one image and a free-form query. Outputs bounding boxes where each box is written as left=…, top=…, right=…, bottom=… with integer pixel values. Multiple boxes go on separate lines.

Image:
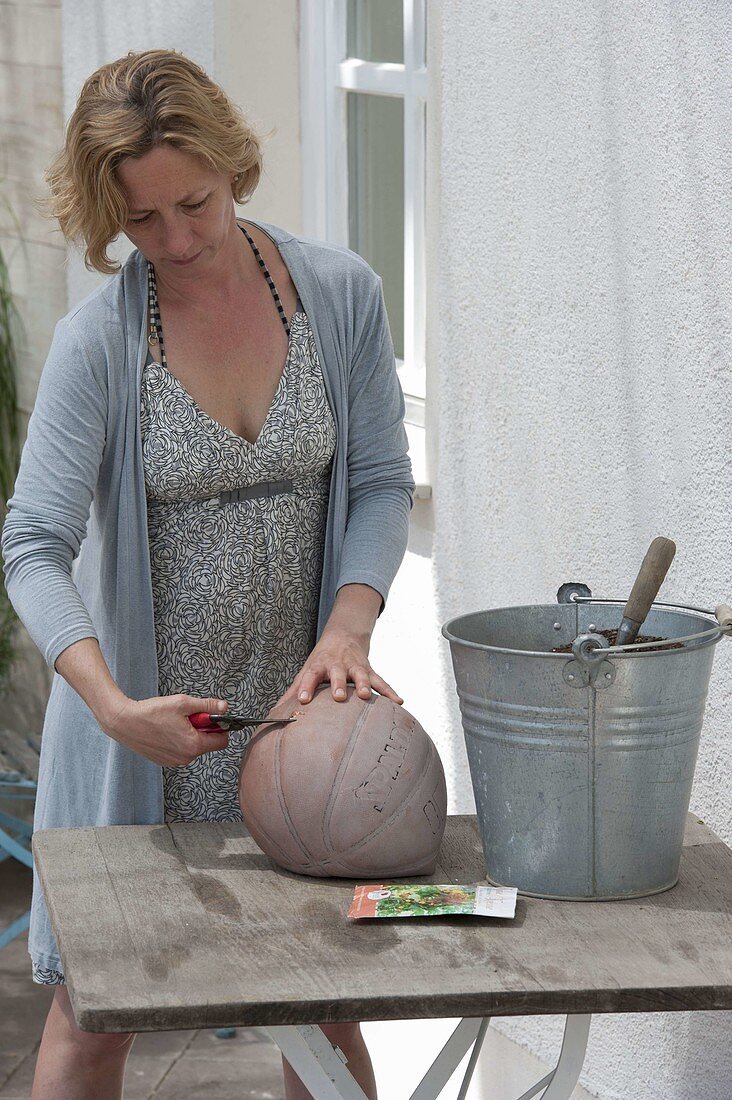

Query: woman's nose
left=160, top=218, right=195, bottom=258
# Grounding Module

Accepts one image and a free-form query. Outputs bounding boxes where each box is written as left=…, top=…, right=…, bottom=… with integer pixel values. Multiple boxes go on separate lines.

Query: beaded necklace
left=146, top=224, right=290, bottom=369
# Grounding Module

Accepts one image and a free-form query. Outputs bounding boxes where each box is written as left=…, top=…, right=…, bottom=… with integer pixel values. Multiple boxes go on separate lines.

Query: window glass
left=347, top=92, right=404, bottom=359
left=347, top=0, right=403, bottom=64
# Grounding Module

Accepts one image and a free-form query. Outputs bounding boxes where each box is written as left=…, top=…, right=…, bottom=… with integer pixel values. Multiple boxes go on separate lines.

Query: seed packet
left=347, top=882, right=518, bottom=920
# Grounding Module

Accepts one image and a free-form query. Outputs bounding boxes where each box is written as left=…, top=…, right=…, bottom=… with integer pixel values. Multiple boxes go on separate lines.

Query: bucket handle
left=563, top=593, right=732, bottom=653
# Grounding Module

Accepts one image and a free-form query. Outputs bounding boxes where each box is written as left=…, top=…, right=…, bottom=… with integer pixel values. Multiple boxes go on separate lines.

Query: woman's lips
left=169, top=250, right=202, bottom=266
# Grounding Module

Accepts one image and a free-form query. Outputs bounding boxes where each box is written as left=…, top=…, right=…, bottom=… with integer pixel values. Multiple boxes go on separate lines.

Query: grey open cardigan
left=1, top=218, right=414, bottom=973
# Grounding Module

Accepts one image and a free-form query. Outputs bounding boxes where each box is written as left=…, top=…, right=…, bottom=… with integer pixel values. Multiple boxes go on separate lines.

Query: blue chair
left=0, top=727, right=41, bottom=950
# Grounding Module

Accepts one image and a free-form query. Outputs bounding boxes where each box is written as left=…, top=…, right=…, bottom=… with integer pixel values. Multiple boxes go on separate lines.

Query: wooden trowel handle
left=715, top=605, right=732, bottom=630
left=622, top=536, right=677, bottom=627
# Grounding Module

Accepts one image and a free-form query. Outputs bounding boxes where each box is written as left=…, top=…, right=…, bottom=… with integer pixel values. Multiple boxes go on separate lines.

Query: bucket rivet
left=589, top=623, right=597, bottom=632
left=568, top=673, right=575, bottom=680
left=553, top=622, right=561, bottom=630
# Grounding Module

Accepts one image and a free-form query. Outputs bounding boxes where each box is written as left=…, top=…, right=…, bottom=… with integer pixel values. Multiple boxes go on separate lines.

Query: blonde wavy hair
left=44, top=49, right=264, bottom=274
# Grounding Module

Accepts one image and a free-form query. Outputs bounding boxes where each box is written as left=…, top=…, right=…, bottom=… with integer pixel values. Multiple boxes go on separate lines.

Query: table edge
left=72, top=985, right=732, bottom=1033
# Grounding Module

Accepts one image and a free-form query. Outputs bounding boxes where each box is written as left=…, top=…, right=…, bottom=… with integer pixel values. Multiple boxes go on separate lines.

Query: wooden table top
left=33, top=813, right=732, bottom=1033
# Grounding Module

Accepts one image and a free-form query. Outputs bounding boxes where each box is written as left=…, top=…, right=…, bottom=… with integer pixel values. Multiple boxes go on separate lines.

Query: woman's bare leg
left=31, top=985, right=136, bottom=1100
left=282, top=1021, right=377, bottom=1100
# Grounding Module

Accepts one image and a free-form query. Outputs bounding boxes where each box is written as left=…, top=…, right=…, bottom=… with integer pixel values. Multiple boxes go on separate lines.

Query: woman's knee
left=50, top=986, right=137, bottom=1054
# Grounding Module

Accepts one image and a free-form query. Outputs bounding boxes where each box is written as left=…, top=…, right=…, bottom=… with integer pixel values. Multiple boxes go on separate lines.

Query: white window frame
left=299, top=0, right=427, bottom=429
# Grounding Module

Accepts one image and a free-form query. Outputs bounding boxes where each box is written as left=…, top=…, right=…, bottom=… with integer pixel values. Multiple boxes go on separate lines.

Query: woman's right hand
left=100, top=694, right=230, bottom=767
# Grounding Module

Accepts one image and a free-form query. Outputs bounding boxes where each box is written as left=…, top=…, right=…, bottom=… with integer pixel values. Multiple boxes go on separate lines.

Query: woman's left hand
left=276, top=583, right=403, bottom=708
left=279, top=626, right=403, bottom=708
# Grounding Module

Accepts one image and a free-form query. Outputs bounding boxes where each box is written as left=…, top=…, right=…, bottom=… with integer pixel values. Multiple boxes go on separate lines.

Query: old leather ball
left=238, top=686, right=447, bottom=877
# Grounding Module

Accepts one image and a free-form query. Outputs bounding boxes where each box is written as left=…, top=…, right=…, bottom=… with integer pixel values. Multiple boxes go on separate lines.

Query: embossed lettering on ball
left=238, top=686, right=447, bottom=877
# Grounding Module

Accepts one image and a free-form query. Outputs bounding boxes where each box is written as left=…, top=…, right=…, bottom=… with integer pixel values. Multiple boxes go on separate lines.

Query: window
left=300, top=0, right=427, bottom=428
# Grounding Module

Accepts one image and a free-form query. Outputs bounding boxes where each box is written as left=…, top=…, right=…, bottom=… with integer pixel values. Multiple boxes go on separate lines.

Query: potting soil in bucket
left=442, top=596, right=726, bottom=900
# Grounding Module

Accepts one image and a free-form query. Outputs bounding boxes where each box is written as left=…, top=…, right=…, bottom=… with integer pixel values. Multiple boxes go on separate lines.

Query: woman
left=1, top=49, right=413, bottom=1100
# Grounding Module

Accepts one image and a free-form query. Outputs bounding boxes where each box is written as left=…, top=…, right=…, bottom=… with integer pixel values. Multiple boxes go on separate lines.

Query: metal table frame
left=267, top=1013, right=591, bottom=1100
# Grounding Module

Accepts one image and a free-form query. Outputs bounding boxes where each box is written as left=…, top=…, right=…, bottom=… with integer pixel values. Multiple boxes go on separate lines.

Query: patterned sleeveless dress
left=32, top=226, right=336, bottom=984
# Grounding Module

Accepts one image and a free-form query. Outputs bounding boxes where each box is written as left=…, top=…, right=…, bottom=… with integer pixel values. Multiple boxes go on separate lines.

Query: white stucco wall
left=414, top=3, right=732, bottom=1097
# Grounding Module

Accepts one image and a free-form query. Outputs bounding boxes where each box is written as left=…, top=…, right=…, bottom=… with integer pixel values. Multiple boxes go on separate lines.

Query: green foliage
left=0, top=592, right=15, bottom=694
left=0, top=245, right=21, bottom=499
left=0, top=202, right=22, bottom=695
left=375, top=884, right=477, bottom=917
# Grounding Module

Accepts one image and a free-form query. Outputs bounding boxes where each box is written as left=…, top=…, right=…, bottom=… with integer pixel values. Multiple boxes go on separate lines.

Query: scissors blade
left=207, top=714, right=297, bottom=730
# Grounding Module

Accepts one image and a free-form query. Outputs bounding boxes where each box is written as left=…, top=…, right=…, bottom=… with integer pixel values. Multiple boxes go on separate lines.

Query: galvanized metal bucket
left=442, top=590, right=729, bottom=900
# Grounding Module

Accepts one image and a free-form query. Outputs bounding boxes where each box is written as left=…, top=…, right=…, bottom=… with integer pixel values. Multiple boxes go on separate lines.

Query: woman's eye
left=128, top=198, right=206, bottom=226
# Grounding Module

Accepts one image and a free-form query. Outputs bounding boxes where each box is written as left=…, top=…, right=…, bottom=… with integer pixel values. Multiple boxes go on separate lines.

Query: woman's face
left=117, top=144, right=237, bottom=275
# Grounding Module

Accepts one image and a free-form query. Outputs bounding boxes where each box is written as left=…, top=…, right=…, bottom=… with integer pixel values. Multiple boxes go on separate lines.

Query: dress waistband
left=146, top=475, right=330, bottom=507
left=218, top=478, right=293, bottom=505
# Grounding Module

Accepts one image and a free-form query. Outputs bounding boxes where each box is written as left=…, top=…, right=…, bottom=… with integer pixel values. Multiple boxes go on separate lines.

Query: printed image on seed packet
left=347, top=883, right=517, bottom=920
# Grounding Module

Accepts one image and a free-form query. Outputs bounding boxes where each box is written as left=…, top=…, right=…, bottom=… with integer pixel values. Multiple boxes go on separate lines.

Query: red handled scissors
left=188, top=711, right=297, bottom=735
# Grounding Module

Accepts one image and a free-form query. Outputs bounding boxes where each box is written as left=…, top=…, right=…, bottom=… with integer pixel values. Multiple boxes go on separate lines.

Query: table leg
left=456, top=1019, right=491, bottom=1100
left=512, top=1015, right=592, bottom=1100
left=268, top=1017, right=489, bottom=1100
left=267, top=1023, right=370, bottom=1100
left=266, top=1013, right=591, bottom=1100
left=410, top=1017, right=487, bottom=1100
